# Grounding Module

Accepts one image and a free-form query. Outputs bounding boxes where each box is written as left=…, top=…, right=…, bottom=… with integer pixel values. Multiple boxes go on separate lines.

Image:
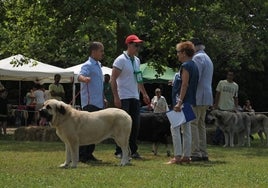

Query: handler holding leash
left=78, top=41, right=107, bottom=163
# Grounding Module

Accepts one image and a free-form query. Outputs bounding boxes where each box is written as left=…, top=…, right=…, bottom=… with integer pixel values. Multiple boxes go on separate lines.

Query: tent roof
left=140, top=62, right=177, bottom=83
left=0, top=54, right=74, bottom=83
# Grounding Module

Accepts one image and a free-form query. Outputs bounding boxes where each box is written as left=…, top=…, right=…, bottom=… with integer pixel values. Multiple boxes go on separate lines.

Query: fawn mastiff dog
left=39, top=99, right=132, bottom=168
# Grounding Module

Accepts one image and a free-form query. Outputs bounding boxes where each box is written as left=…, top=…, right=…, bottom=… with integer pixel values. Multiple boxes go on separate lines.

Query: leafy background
left=0, top=0, right=267, bottom=110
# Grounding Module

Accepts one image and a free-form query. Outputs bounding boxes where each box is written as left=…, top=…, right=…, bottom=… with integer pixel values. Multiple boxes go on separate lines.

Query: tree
left=1, top=0, right=267, bottom=110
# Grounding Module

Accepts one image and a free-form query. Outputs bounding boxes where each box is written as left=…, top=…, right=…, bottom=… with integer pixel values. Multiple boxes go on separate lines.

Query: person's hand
left=143, top=94, right=150, bottom=105
left=83, top=77, right=91, bottom=83
left=173, top=103, right=182, bottom=112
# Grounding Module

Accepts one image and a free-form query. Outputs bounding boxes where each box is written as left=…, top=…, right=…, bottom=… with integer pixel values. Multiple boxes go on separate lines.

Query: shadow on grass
left=189, top=160, right=227, bottom=167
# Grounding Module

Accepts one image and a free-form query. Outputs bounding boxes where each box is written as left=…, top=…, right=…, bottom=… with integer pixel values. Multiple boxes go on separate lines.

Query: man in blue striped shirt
left=78, top=41, right=106, bottom=162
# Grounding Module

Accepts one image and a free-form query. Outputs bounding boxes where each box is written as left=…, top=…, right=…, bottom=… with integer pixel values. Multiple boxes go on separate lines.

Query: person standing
left=0, top=88, right=8, bottom=135
left=103, top=74, right=113, bottom=108
left=33, top=84, right=45, bottom=125
left=78, top=41, right=106, bottom=163
left=151, top=88, right=169, bottom=113
left=214, top=70, right=239, bottom=111
left=111, top=34, right=150, bottom=159
left=213, top=70, right=239, bottom=145
left=49, top=74, right=65, bottom=101
left=190, top=38, right=214, bottom=162
left=166, top=41, right=199, bottom=164
left=25, top=87, right=36, bottom=125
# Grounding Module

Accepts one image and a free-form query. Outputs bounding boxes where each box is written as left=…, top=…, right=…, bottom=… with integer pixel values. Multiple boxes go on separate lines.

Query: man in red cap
left=111, top=34, right=150, bottom=159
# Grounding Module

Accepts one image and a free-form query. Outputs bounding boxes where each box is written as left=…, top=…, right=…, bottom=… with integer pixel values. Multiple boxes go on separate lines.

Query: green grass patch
left=0, top=134, right=268, bottom=188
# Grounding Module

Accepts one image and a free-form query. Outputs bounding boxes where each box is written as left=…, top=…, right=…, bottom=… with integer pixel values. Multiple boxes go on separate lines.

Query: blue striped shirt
left=79, top=57, right=104, bottom=109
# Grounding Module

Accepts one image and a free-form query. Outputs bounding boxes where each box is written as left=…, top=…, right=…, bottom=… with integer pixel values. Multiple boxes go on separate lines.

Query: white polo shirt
left=113, top=51, right=140, bottom=100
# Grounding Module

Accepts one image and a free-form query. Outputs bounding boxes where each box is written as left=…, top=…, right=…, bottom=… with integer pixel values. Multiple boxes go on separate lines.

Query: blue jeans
left=115, top=98, right=140, bottom=155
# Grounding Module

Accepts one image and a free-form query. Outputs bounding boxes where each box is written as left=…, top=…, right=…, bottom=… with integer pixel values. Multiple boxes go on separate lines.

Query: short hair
left=54, top=74, right=61, bottom=79
left=155, top=88, right=161, bottom=93
left=89, top=42, right=103, bottom=54
left=176, top=41, right=195, bottom=57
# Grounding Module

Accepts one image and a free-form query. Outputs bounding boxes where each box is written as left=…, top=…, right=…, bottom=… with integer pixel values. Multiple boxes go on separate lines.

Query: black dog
left=138, top=112, right=171, bottom=156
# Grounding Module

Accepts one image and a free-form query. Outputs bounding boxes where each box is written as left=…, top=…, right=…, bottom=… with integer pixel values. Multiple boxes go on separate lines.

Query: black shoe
left=79, top=157, right=89, bottom=163
left=202, top=156, right=209, bottom=161
left=131, top=152, right=142, bottom=159
left=88, top=154, right=101, bottom=162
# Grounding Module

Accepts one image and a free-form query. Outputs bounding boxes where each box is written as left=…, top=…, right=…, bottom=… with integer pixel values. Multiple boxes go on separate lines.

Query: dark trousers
left=115, top=98, right=140, bottom=155
left=79, top=104, right=102, bottom=161
left=213, top=127, right=225, bottom=145
left=26, top=106, right=35, bottom=125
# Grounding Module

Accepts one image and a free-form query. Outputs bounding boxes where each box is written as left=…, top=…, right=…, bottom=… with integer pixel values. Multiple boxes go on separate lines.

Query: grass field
left=0, top=133, right=268, bottom=188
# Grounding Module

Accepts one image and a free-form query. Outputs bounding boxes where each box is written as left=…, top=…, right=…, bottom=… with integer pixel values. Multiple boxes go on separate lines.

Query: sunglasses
left=130, top=43, right=141, bottom=48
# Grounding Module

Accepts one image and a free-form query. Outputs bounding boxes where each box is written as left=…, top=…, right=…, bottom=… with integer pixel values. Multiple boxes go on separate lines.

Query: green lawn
left=0, top=134, right=268, bottom=188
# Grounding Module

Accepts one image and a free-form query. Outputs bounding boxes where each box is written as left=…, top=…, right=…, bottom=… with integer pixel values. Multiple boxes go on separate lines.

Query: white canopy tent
left=0, top=54, right=75, bottom=106
left=0, top=54, right=74, bottom=83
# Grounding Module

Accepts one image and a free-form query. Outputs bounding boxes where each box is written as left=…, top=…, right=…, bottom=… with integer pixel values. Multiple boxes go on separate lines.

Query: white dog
left=207, top=110, right=249, bottom=147
left=39, top=99, right=132, bottom=168
left=249, top=113, right=268, bottom=147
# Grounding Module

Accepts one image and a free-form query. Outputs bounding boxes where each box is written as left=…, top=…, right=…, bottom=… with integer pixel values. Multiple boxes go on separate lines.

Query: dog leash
left=68, top=83, right=88, bottom=106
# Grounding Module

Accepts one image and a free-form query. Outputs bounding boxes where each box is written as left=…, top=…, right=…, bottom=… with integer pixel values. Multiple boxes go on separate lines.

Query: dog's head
left=205, top=109, right=223, bottom=125
left=39, top=99, right=67, bottom=126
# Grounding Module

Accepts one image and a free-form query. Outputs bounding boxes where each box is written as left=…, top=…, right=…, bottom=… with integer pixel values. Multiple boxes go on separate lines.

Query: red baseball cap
left=125, top=34, right=143, bottom=44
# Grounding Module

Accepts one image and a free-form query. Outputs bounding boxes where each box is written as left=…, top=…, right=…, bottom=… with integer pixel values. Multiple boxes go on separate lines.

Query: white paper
left=166, top=110, right=186, bottom=128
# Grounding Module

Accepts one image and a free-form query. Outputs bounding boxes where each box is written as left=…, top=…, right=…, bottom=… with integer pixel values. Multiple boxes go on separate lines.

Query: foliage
left=0, top=0, right=267, bottom=110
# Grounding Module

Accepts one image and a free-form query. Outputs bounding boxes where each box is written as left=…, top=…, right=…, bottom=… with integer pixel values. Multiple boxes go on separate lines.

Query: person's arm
left=234, top=85, right=239, bottom=110
left=234, top=96, right=239, bottom=110
left=110, top=67, right=121, bottom=108
left=138, top=83, right=150, bottom=105
left=214, top=91, right=221, bottom=109
left=174, top=67, right=189, bottom=112
left=77, top=75, right=91, bottom=83
left=213, top=81, right=222, bottom=109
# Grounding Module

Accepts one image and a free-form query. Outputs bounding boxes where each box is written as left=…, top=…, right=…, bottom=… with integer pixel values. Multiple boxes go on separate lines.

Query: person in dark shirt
left=0, top=89, right=8, bottom=135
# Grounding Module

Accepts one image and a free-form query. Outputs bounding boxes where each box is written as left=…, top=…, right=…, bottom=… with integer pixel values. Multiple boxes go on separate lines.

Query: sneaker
left=131, top=152, right=142, bottom=159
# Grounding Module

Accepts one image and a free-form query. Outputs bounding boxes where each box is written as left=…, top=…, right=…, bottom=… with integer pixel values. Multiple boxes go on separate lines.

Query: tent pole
left=72, top=79, right=75, bottom=107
